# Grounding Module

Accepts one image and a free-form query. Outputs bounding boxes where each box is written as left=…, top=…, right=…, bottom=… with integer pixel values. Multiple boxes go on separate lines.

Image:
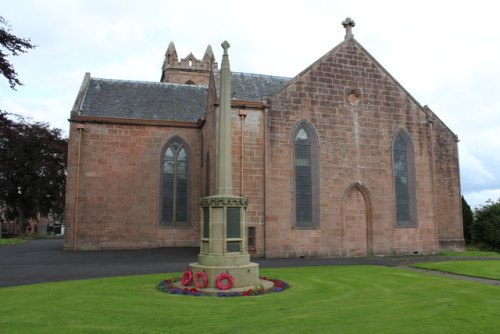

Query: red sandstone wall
left=230, top=109, right=266, bottom=255
left=64, top=122, right=201, bottom=250
left=432, top=118, right=464, bottom=250
left=64, top=39, right=463, bottom=255
left=202, top=106, right=266, bottom=255
left=263, top=39, right=457, bottom=257
left=162, top=71, right=211, bottom=86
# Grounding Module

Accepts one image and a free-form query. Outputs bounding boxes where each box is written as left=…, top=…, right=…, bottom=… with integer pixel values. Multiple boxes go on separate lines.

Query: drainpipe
left=263, top=104, right=269, bottom=258
left=73, top=124, right=85, bottom=251
left=239, top=108, right=247, bottom=196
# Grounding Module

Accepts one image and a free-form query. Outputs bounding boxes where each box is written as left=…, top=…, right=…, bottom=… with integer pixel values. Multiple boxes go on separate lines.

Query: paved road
left=0, top=239, right=198, bottom=287
left=0, top=239, right=496, bottom=287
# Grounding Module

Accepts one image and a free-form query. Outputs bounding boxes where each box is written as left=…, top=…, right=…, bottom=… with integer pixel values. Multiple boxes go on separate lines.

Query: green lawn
left=0, top=266, right=499, bottom=333
left=438, top=248, right=500, bottom=257
left=412, top=260, right=500, bottom=280
left=0, top=235, right=63, bottom=246
left=0, top=238, right=26, bottom=246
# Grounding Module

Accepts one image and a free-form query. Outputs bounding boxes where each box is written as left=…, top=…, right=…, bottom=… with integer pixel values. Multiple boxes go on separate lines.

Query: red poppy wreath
left=194, top=271, right=209, bottom=289
left=215, top=272, right=234, bottom=290
left=181, top=269, right=193, bottom=286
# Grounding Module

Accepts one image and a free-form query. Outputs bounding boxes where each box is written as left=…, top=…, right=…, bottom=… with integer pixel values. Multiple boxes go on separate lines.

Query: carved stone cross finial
left=342, top=17, right=355, bottom=39
left=221, top=40, right=230, bottom=55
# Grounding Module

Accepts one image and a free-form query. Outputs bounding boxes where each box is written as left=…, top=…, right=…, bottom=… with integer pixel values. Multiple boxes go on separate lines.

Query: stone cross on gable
left=342, top=17, right=356, bottom=39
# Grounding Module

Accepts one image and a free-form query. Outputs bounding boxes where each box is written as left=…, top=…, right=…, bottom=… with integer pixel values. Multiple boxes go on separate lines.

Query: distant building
left=64, top=19, right=464, bottom=256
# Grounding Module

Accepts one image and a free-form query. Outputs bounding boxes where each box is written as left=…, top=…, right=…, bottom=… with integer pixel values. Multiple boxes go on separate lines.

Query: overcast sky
left=1, top=0, right=499, bottom=208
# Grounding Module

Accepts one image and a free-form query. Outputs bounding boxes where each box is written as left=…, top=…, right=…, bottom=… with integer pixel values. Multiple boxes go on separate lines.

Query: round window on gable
left=346, top=89, right=361, bottom=106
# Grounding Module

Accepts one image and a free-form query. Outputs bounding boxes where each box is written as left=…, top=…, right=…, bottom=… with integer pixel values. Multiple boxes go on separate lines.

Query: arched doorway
left=342, top=182, right=373, bottom=256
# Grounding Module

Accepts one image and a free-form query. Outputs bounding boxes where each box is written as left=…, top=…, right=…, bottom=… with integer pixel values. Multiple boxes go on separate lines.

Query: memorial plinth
left=189, top=195, right=259, bottom=289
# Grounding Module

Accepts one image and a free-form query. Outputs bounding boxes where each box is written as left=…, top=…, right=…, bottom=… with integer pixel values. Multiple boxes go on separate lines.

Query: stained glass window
left=392, top=131, right=416, bottom=227
left=394, top=135, right=409, bottom=221
left=161, top=139, right=190, bottom=226
left=293, top=123, right=319, bottom=228
left=295, top=129, right=313, bottom=225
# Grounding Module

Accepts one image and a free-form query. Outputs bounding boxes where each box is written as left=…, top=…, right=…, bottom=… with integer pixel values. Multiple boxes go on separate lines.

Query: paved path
left=0, top=239, right=498, bottom=287
left=400, top=266, right=500, bottom=286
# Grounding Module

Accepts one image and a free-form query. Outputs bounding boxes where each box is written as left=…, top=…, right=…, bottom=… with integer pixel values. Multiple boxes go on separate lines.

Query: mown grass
left=0, top=234, right=63, bottom=246
left=412, top=260, right=500, bottom=280
left=0, top=238, right=26, bottom=246
left=438, top=247, right=500, bottom=257
left=0, top=266, right=499, bottom=333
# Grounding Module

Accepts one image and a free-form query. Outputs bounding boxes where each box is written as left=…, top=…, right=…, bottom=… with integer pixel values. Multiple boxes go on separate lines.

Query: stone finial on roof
left=203, top=45, right=214, bottom=61
left=203, top=45, right=217, bottom=70
left=165, top=41, right=178, bottom=65
left=342, top=17, right=355, bottom=39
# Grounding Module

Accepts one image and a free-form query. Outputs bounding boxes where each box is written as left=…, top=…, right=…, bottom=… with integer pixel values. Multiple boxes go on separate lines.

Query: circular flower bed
left=158, top=276, right=289, bottom=297
left=158, top=279, right=202, bottom=296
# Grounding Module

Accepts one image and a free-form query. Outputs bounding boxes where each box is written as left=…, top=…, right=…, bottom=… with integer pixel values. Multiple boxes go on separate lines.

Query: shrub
left=472, top=199, right=500, bottom=251
left=462, top=196, right=474, bottom=243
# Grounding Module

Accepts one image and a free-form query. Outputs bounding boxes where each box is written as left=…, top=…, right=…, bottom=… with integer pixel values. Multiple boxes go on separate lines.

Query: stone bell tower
left=188, top=41, right=261, bottom=292
left=160, top=41, right=217, bottom=86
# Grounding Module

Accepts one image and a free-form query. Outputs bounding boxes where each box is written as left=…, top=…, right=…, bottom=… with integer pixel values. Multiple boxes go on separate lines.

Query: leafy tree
left=472, top=199, right=500, bottom=251
left=0, top=111, right=67, bottom=234
left=0, top=16, right=36, bottom=89
left=462, top=196, right=474, bottom=243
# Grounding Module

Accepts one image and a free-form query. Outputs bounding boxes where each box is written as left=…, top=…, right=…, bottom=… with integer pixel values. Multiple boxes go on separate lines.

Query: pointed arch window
left=292, top=121, right=320, bottom=228
left=161, top=138, right=191, bottom=227
left=392, top=130, right=417, bottom=227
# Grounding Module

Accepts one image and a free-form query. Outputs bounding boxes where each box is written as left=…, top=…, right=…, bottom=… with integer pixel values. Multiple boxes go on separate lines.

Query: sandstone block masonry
left=64, top=21, right=463, bottom=255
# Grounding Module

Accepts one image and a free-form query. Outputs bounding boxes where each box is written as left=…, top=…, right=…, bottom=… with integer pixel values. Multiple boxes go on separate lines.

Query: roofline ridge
left=268, top=39, right=348, bottom=99
left=348, top=38, right=445, bottom=127
left=90, top=77, right=208, bottom=88
left=231, top=71, right=291, bottom=81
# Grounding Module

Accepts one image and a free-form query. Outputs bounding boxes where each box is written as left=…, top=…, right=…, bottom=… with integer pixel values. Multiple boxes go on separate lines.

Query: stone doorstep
left=172, top=278, right=274, bottom=296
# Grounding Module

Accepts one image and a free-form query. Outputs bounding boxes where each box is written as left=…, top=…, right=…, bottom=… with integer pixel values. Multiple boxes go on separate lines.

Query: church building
left=64, top=19, right=464, bottom=257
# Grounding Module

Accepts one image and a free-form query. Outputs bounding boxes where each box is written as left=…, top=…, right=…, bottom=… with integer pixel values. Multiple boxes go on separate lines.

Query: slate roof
left=215, top=72, right=290, bottom=101
left=79, top=78, right=208, bottom=122
left=78, top=72, right=290, bottom=122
